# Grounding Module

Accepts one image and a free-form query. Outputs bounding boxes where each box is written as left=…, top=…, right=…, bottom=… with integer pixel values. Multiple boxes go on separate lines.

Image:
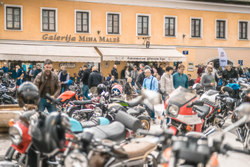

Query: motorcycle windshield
left=168, top=87, right=196, bottom=106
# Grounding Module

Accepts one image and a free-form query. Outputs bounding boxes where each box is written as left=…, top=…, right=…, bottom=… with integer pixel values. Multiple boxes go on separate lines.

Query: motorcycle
left=137, top=103, right=250, bottom=167
left=165, top=87, right=209, bottom=135
left=232, top=103, right=250, bottom=151
left=0, top=85, right=17, bottom=104
left=3, top=93, right=109, bottom=166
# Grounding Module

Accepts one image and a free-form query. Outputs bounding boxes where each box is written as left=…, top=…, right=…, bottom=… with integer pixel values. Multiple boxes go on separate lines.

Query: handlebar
left=222, top=144, right=250, bottom=155
left=45, top=93, right=60, bottom=105
left=137, top=129, right=173, bottom=137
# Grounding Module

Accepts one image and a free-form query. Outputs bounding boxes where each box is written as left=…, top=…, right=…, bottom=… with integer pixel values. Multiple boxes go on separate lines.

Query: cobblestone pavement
left=0, top=133, right=10, bottom=161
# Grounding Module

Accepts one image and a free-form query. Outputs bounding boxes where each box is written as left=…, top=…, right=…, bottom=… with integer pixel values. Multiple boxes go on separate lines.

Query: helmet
left=111, top=84, right=123, bottom=97
left=17, top=82, right=40, bottom=107
left=97, top=84, right=107, bottom=95
left=30, top=112, right=69, bottom=153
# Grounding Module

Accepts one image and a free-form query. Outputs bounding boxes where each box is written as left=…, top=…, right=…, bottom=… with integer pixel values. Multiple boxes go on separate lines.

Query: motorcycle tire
left=137, top=116, right=151, bottom=131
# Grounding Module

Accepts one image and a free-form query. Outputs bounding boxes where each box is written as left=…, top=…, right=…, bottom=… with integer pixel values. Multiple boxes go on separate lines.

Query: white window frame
left=215, top=19, right=227, bottom=40
left=136, top=13, right=151, bottom=36
left=238, top=20, right=249, bottom=40
left=163, top=15, right=177, bottom=37
left=190, top=17, right=203, bottom=39
left=40, top=7, right=58, bottom=33
left=75, top=10, right=91, bottom=34
left=106, top=12, right=121, bottom=35
left=4, top=4, right=23, bottom=31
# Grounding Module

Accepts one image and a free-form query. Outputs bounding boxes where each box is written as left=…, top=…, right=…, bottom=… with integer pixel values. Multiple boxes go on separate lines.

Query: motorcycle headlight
left=64, top=151, right=88, bottom=167
left=168, top=105, right=179, bottom=117
left=9, top=125, right=23, bottom=145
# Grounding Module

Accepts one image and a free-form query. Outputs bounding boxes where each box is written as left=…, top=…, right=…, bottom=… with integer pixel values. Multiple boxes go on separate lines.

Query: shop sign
left=188, top=62, right=194, bottom=72
left=59, top=63, right=76, bottom=68
left=112, top=56, right=179, bottom=62
left=42, top=34, right=120, bottom=43
left=183, top=50, right=189, bottom=55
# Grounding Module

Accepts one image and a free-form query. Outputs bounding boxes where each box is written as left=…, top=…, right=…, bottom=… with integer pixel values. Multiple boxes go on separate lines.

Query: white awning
left=0, top=44, right=100, bottom=62
left=98, top=47, right=186, bottom=62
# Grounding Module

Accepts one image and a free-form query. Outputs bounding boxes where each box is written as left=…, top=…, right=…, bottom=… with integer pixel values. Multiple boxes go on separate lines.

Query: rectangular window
left=191, top=18, right=201, bottom=38
left=165, top=17, right=176, bottom=36
left=6, top=7, right=21, bottom=30
left=239, top=21, right=248, bottom=40
left=42, top=9, right=56, bottom=32
left=216, top=20, right=226, bottom=39
left=137, top=15, right=149, bottom=36
left=107, top=13, right=120, bottom=34
left=76, top=11, right=89, bottom=33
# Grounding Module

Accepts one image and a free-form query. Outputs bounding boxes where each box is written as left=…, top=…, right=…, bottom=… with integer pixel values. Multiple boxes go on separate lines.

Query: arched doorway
left=208, top=59, right=233, bottom=69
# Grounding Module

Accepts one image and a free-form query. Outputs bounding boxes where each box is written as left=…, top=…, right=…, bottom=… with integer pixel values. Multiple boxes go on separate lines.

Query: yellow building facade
left=0, top=0, right=250, bottom=78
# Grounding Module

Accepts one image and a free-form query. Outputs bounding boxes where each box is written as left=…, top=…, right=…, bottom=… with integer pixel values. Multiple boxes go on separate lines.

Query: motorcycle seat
left=73, top=100, right=93, bottom=105
left=122, top=141, right=156, bottom=159
left=194, top=105, right=210, bottom=118
left=206, top=90, right=219, bottom=96
left=87, top=121, right=126, bottom=141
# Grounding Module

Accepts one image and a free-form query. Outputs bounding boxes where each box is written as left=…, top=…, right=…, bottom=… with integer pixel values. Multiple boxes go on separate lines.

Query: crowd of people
left=1, top=60, right=249, bottom=106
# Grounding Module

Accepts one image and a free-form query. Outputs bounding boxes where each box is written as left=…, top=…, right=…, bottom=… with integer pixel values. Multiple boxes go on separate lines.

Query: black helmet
left=30, top=112, right=69, bottom=153
left=97, top=84, right=107, bottom=95
left=17, top=82, right=40, bottom=107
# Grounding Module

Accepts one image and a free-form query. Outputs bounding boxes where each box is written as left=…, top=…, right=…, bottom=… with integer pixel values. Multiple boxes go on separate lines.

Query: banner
left=218, top=48, right=228, bottom=67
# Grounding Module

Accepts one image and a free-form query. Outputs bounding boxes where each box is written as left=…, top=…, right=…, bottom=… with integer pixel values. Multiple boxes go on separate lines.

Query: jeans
left=61, top=84, right=68, bottom=93
left=145, top=105, right=155, bottom=120
left=82, top=84, right=90, bottom=100
left=38, top=98, right=57, bottom=113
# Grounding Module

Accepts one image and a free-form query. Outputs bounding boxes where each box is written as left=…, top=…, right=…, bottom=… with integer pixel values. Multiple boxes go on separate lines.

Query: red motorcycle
left=164, top=87, right=214, bottom=135
left=5, top=111, right=35, bottom=165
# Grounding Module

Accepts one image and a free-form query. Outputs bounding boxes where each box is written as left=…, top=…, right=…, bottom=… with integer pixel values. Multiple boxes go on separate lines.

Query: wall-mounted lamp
left=183, top=34, right=186, bottom=39
left=97, top=30, right=101, bottom=35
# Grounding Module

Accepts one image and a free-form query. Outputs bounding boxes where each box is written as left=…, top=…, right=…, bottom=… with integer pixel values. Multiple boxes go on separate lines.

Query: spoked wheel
left=138, top=116, right=151, bottom=131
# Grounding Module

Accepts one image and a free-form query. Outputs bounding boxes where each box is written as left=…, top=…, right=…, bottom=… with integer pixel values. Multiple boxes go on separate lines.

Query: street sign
left=183, top=50, right=189, bottom=55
